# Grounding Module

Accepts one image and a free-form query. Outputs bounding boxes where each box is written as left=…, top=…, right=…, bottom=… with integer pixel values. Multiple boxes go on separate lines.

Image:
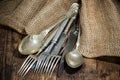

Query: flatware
left=34, top=18, right=69, bottom=73
left=17, top=28, right=58, bottom=77
left=34, top=3, right=79, bottom=74
left=65, top=25, right=84, bottom=68
left=18, top=3, right=80, bottom=77
left=18, top=3, right=79, bottom=55
left=57, top=23, right=78, bottom=77
left=44, top=15, right=78, bottom=77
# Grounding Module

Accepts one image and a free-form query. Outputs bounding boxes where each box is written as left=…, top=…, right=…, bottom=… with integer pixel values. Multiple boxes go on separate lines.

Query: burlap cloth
left=0, top=0, right=120, bottom=58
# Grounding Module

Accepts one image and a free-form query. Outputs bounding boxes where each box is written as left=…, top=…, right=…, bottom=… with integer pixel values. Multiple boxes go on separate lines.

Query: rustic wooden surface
left=0, top=25, right=120, bottom=80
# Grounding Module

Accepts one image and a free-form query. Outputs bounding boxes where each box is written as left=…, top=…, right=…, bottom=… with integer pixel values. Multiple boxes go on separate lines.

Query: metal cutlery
left=34, top=3, right=79, bottom=76
left=57, top=21, right=79, bottom=77
left=34, top=18, right=69, bottom=73
left=18, top=3, right=80, bottom=77
left=65, top=24, right=84, bottom=68
left=17, top=28, right=58, bottom=77
left=18, top=3, right=79, bottom=55
left=43, top=15, right=78, bottom=77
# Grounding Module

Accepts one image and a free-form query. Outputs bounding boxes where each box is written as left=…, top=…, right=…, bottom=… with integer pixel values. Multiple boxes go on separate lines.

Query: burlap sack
left=0, top=0, right=77, bottom=34
left=0, top=0, right=120, bottom=58
left=79, top=0, right=120, bottom=57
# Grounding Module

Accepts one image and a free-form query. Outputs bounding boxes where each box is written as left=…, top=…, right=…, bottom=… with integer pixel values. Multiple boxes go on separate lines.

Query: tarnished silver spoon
left=18, top=23, right=58, bottom=55
left=65, top=27, right=84, bottom=68
left=18, top=3, right=79, bottom=55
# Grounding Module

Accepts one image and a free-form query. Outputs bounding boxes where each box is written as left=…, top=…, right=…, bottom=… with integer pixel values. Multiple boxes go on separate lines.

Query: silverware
left=65, top=25, right=84, bottom=68
left=18, top=3, right=80, bottom=77
left=18, top=21, right=57, bottom=55
left=42, top=33, right=67, bottom=75
left=34, top=18, right=69, bottom=73
left=17, top=28, right=58, bottom=77
left=57, top=23, right=78, bottom=77
left=34, top=3, right=79, bottom=76
left=18, top=3, right=79, bottom=55
left=35, top=3, right=79, bottom=72
left=43, top=15, right=78, bottom=77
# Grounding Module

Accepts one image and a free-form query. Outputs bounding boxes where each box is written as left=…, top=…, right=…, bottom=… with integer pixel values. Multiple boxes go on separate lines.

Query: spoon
left=65, top=26, right=84, bottom=68
left=18, top=23, right=57, bottom=55
left=18, top=3, right=79, bottom=55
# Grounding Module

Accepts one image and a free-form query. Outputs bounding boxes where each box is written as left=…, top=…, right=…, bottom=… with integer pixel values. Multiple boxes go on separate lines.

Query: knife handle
left=57, top=58, right=65, bottom=77
left=52, top=18, right=69, bottom=43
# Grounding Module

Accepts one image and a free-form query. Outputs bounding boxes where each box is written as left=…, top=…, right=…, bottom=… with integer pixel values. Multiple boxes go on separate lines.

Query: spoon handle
left=75, top=25, right=80, bottom=50
left=41, top=17, right=65, bottom=35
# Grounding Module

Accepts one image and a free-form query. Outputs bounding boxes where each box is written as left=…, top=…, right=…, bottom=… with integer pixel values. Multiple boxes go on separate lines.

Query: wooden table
left=0, top=25, right=120, bottom=80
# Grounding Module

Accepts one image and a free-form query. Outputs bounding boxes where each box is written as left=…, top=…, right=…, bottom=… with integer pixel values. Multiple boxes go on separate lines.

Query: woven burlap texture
left=0, top=0, right=77, bottom=34
left=0, top=0, right=120, bottom=58
left=79, top=0, right=120, bottom=57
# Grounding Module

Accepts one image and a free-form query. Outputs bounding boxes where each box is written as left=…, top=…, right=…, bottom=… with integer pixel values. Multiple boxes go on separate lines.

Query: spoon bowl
left=18, top=34, right=45, bottom=55
left=65, top=23, right=84, bottom=68
left=65, top=49, right=84, bottom=68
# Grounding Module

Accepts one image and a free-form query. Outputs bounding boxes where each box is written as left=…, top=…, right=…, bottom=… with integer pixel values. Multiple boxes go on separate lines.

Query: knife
left=57, top=26, right=78, bottom=77
left=51, top=15, right=76, bottom=55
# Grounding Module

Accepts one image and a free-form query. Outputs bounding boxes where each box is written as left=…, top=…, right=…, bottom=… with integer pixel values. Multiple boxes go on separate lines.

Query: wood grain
left=0, top=25, right=120, bottom=80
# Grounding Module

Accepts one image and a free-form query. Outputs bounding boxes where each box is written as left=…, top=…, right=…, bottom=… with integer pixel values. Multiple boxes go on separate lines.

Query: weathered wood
left=0, top=25, right=120, bottom=80
left=97, top=57, right=120, bottom=80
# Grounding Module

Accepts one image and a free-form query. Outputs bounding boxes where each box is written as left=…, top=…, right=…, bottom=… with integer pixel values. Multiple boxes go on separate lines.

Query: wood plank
left=97, top=57, right=120, bottom=80
left=0, top=26, right=8, bottom=80
left=80, top=58, right=98, bottom=80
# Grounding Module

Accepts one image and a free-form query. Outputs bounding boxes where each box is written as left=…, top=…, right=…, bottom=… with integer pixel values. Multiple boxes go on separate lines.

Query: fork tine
left=38, top=55, right=47, bottom=73
left=35, top=54, right=47, bottom=73
left=34, top=55, right=42, bottom=72
left=50, top=58, right=61, bottom=77
left=47, top=57, right=58, bottom=76
left=49, top=56, right=61, bottom=77
left=43, top=55, right=61, bottom=76
left=23, top=59, right=37, bottom=76
left=20, top=58, right=33, bottom=76
left=45, top=55, right=54, bottom=75
left=34, top=55, right=44, bottom=72
left=18, top=55, right=37, bottom=77
left=43, top=55, right=52, bottom=74
left=19, top=57, right=35, bottom=76
left=18, top=56, right=31, bottom=74
left=39, top=54, right=49, bottom=73
left=18, top=56, right=32, bottom=75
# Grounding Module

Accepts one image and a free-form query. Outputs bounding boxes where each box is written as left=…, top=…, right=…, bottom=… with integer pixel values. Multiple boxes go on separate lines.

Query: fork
left=17, top=27, right=58, bottom=77
left=43, top=15, right=78, bottom=77
left=34, top=18, right=69, bottom=73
